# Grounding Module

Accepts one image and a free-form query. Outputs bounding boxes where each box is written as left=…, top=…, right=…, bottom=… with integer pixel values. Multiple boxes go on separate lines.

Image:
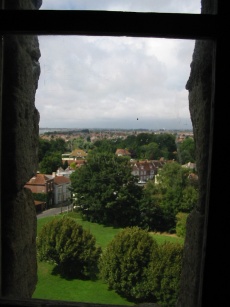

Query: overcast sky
left=36, top=0, right=201, bottom=130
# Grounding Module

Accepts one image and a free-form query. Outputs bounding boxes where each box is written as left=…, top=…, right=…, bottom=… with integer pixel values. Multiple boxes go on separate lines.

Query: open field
left=33, top=212, right=184, bottom=304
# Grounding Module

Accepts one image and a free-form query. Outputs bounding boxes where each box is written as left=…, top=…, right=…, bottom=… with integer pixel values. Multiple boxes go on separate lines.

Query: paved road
left=37, top=204, right=72, bottom=219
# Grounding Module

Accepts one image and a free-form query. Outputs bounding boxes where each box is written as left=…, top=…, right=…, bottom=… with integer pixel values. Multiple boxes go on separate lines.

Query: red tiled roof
left=26, top=173, right=53, bottom=185
left=25, top=185, right=45, bottom=193
left=115, top=149, right=131, bottom=156
left=25, top=174, right=54, bottom=194
left=54, top=176, right=70, bottom=185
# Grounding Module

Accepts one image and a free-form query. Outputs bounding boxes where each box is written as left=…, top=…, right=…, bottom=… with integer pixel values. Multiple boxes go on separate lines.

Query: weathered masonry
left=0, top=0, right=228, bottom=306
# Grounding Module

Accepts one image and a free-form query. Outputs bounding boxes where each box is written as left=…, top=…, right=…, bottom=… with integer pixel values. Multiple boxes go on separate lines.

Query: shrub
left=99, top=226, right=158, bottom=302
left=146, top=242, right=184, bottom=307
left=37, top=216, right=102, bottom=279
left=176, top=212, right=189, bottom=238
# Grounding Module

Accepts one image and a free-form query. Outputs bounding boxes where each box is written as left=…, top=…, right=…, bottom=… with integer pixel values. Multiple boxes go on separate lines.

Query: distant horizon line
left=39, top=127, right=193, bottom=131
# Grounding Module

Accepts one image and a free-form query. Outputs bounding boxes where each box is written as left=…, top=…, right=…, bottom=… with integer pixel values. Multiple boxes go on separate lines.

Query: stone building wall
left=1, top=0, right=42, bottom=298
left=177, top=1, right=217, bottom=306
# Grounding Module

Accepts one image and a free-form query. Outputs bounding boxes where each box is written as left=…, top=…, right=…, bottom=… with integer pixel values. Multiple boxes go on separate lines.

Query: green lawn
left=33, top=261, right=133, bottom=305
left=33, top=211, right=184, bottom=304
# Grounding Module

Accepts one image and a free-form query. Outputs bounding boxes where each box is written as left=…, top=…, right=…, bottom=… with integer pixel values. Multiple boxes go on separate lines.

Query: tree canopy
left=141, top=161, right=198, bottom=232
left=177, top=137, right=195, bottom=164
left=99, top=226, right=158, bottom=302
left=37, top=216, right=102, bottom=279
left=70, top=152, right=143, bottom=227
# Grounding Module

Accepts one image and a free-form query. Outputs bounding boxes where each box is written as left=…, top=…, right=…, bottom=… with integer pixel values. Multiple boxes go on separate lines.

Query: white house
left=53, top=175, right=71, bottom=206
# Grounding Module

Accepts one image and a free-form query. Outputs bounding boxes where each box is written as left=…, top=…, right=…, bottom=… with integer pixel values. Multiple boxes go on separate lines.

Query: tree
left=71, top=136, right=93, bottom=151
left=70, top=152, right=143, bottom=227
left=37, top=216, right=102, bottom=279
left=146, top=242, right=184, bottom=307
left=50, top=137, right=67, bottom=153
left=99, top=226, right=158, bottom=302
left=139, top=180, right=166, bottom=231
left=143, top=161, right=197, bottom=232
left=176, top=212, right=188, bottom=238
left=39, top=152, right=63, bottom=174
left=177, top=137, right=195, bottom=164
left=38, top=137, right=68, bottom=163
left=139, top=142, right=160, bottom=160
left=93, top=139, right=118, bottom=154
left=180, top=185, right=198, bottom=213
left=62, top=160, right=69, bottom=169
left=154, top=133, right=177, bottom=159
left=38, top=138, right=51, bottom=162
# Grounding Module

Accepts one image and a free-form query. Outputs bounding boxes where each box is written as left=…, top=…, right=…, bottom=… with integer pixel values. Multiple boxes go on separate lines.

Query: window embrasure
left=0, top=4, right=227, bottom=307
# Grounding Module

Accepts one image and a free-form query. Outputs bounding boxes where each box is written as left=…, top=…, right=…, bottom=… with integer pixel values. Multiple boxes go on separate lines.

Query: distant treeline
left=43, top=129, right=90, bottom=135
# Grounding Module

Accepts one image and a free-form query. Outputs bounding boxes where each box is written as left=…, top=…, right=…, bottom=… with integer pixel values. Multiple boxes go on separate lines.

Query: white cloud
left=40, top=0, right=201, bottom=14
left=36, top=1, right=200, bottom=129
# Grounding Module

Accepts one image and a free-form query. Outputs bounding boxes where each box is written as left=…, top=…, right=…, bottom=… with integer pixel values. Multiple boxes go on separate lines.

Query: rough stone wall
left=176, top=1, right=217, bottom=306
left=1, top=0, right=42, bottom=298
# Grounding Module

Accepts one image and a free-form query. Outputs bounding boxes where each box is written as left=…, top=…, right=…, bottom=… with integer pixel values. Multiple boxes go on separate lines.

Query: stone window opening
left=0, top=1, right=228, bottom=306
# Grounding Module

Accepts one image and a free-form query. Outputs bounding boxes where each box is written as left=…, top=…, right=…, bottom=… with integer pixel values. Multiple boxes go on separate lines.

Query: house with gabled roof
left=130, top=159, right=166, bottom=183
left=69, top=148, right=88, bottom=160
left=56, top=166, right=74, bottom=177
left=115, top=148, right=131, bottom=157
left=25, top=173, right=54, bottom=194
left=24, top=173, right=54, bottom=208
left=62, top=149, right=88, bottom=166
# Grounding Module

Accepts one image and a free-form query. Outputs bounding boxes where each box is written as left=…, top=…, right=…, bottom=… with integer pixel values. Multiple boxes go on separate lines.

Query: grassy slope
left=33, top=212, right=184, bottom=304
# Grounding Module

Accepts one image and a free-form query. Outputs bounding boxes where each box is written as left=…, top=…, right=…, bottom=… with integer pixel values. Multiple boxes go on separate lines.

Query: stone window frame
left=0, top=3, right=228, bottom=307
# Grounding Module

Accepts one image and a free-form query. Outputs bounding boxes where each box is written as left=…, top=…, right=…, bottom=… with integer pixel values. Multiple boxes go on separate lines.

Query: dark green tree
left=177, top=137, right=195, bottom=164
left=50, top=137, right=67, bottom=153
left=146, top=242, right=184, bottom=307
left=176, top=212, right=189, bottom=238
left=142, top=162, right=197, bottom=232
left=39, top=152, right=63, bottom=174
left=99, top=226, right=158, bottom=302
left=37, top=216, right=102, bottom=279
left=62, top=160, right=69, bottom=170
left=155, top=133, right=176, bottom=152
left=180, top=185, right=198, bottom=212
left=156, top=162, right=192, bottom=231
left=121, top=133, right=177, bottom=160
left=93, top=139, right=120, bottom=154
left=139, top=180, right=166, bottom=231
left=38, top=138, right=51, bottom=162
left=70, top=152, right=143, bottom=227
left=139, top=142, right=160, bottom=160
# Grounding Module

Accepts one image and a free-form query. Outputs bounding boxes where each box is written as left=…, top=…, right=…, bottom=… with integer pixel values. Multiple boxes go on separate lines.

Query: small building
left=56, top=166, right=75, bottom=177
left=130, top=159, right=166, bottom=183
left=62, top=148, right=88, bottom=163
left=53, top=175, right=71, bottom=206
left=25, top=173, right=54, bottom=208
left=115, top=148, right=131, bottom=157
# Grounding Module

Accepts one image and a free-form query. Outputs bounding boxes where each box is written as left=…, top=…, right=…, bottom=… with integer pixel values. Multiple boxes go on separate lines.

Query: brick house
left=130, top=159, right=165, bottom=183
left=24, top=173, right=54, bottom=208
